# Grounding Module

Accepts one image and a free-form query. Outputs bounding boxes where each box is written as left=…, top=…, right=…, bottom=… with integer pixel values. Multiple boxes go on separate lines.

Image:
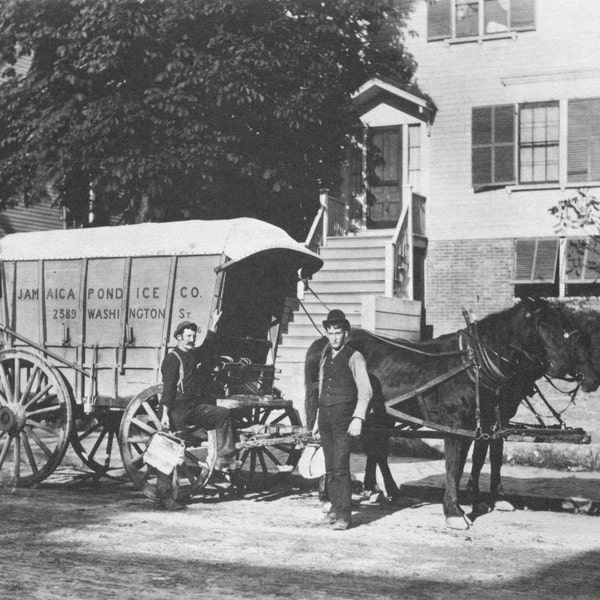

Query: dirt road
left=1, top=467, right=600, bottom=600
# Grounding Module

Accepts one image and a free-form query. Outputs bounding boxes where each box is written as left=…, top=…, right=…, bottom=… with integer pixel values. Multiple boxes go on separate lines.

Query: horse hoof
left=494, top=499, right=515, bottom=512
left=474, top=501, right=491, bottom=514
left=446, top=515, right=472, bottom=530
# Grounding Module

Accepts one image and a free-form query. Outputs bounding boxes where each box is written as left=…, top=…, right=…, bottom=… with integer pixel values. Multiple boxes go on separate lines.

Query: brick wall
left=426, top=238, right=515, bottom=335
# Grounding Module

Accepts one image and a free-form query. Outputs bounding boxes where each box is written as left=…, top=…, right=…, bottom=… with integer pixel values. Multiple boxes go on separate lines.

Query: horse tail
left=304, top=336, right=326, bottom=428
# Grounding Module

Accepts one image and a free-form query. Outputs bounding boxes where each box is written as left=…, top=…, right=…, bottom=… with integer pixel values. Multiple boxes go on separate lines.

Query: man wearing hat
left=157, top=310, right=237, bottom=509
left=318, top=308, right=372, bottom=529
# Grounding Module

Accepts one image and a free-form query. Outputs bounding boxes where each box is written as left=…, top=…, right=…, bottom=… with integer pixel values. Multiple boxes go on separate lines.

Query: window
left=472, top=102, right=562, bottom=188
left=368, top=127, right=401, bottom=186
left=514, top=237, right=600, bottom=298
left=472, top=105, right=515, bottom=187
left=568, top=98, right=600, bottom=183
left=514, top=237, right=559, bottom=298
left=428, top=0, right=535, bottom=41
left=519, top=102, right=559, bottom=184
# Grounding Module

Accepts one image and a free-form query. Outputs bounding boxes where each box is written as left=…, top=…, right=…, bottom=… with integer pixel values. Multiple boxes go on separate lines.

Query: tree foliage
left=0, top=0, right=417, bottom=236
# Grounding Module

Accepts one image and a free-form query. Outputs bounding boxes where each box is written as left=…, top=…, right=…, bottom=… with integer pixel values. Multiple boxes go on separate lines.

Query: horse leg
left=363, top=455, right=379, bottom=494
left=444, top=436, right=473, bottom=530
left=378, top=458, right=400, bottom=499
left=467, top=438, right=490, bottom=513
left=489, top=437, right=515, bottom=511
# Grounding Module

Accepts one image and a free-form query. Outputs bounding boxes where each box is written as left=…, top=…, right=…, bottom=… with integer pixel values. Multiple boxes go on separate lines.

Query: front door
left=368, top=126, right=402, bottom=228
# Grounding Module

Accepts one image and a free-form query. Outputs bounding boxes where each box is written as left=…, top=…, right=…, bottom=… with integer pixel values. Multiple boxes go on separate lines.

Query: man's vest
left=319, top=344, right=358, bottom=407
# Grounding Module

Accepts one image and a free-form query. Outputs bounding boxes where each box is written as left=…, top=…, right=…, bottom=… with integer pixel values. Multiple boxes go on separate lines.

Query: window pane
left=484, top=0, right=508, bottom=33
left=428, top=0, right=452, bottom=40
left=546, top=145, right=559, bottom=180
left=456, top=0, right=479, bottom=37
left=532, top=146, right=546, bottom=181
left=511, top=0, right=535, bottom=30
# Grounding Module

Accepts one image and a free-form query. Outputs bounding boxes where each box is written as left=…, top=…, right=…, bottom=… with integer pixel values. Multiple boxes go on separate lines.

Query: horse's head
left=561, top=312, right=600, bottom=393
left=515, top=298, right=572, bottom=378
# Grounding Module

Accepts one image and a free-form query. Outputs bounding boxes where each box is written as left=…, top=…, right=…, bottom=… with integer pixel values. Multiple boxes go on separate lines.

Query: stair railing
left=305, top=189, right=348, bottom=251
left=385, top=186, right=417, bottom=299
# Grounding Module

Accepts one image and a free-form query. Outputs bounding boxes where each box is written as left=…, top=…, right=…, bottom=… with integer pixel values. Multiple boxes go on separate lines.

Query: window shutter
left=510, top=0, right=535, bottom=31
left=515, top=238, right=558, bottom=282
left=566, top=238, right=600, bottom=281
left=428, top=0, right=451, bottom=40
left=568, top=98, right=600, bottom=183
left=472, top=105, right=515, bottom=187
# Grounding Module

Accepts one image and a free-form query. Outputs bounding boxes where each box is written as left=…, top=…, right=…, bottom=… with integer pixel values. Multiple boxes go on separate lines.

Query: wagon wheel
left=0, top=349, right=73, bottom=487
left=118, top=385, right=216, bottom=501
left=69, top=408, right=125, bottom=478
left=232, top=405, right=302, bottom=489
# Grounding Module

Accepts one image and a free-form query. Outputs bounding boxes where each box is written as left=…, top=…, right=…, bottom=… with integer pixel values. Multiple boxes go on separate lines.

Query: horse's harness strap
left=384, top=361, right=476, bottom=407
left=361, top=330, right=468, bottom=359
left=385, top=406, right=480, bottom=439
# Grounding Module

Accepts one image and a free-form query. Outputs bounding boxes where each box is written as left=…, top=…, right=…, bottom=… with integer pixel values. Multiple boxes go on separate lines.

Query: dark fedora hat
left=322, top=309, right=350, bottom=330
left=173, top=320, right=198, bottom=338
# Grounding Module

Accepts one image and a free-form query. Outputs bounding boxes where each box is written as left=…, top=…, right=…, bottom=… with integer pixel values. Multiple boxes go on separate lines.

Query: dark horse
left=305, top=298, right=572, bottom=529
left=468, top=302, right=600, bottom=512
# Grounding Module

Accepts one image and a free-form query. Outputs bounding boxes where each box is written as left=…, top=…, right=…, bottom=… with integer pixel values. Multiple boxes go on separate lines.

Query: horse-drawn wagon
left=0, top=218, right=322, bottom=495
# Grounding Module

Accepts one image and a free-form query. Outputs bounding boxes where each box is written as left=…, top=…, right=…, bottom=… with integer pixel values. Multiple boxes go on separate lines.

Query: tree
left=0, top=0, right=418, bottom=237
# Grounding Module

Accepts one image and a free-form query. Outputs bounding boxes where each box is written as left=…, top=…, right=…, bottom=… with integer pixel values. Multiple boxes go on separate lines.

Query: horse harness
left=380, top=310, right=550, bottom=441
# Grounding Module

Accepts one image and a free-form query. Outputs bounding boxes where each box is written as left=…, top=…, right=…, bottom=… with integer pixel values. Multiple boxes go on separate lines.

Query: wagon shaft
left=499, top=425, right=591, bottom=444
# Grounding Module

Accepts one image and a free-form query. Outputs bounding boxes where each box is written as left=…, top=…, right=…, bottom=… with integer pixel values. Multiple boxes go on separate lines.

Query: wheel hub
left=0, top=405, right=16, bottom=433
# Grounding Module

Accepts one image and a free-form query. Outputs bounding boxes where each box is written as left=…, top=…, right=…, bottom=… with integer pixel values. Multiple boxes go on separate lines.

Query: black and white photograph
left=1, top=1, right=600, bottom=598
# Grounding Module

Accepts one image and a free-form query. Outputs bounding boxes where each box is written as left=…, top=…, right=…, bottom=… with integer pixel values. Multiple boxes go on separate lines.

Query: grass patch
left=505, top=444, right=600, bottom=472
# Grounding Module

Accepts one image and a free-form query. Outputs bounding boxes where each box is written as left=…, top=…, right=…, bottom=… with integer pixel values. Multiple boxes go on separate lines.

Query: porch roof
left=351, top=78, right=436, bottom=123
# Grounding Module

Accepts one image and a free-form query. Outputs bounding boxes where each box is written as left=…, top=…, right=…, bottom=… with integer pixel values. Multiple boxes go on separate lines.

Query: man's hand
left=347, top=417, right=363, bottom=437
left=160, top=406, right=170, bottom=430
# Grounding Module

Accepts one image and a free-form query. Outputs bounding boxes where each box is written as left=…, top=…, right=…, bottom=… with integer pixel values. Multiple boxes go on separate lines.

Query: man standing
left=318, top=309, right=372, bottom=530
left=157, top=312, right=238, bottom=509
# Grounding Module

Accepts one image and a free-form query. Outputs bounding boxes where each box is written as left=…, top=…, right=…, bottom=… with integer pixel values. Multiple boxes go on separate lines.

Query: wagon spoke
left=24, top=426, right=53, bottom=458
left=257, top=449, right=269, bottom=474
left=13, top=356, right=21, bottom=403
left=0, top=363, right=14, bottom=404
left=12, top=433, right=21, bottom=479
left=87, top=427, right=109, bottom=462
left=130, top=417, right=156, bottom=436
left=26, top=420, right=61, bottom=438
left=260, top=446, right=282, bottom=466
left=271, top=444, right=294, bottom=456
left=141, top=402, right=161, bottom=429
left=19, top=366, right=40, bottom=405
left=268, top=412, right=288, bottom=426
left=23, top=383, right=53, bottom=410
left=21, top=430, right=39, bottom=474
left=27, top=405, right=61, bottom=418
left=238, top=448, right=250, bottom=468
left=258, top=408, right=270, bottom=425
left=0, top=434, right=12, bottom=468
left=77, top=421, right=103, bottom=441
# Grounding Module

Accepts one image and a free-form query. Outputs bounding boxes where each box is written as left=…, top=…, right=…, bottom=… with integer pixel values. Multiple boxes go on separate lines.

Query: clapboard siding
left=404, top=0, right=600, bottom=242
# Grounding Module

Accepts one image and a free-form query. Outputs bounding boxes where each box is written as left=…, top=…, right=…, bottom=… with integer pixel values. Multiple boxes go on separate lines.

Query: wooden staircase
left=275, top=230, right=393, bottom=414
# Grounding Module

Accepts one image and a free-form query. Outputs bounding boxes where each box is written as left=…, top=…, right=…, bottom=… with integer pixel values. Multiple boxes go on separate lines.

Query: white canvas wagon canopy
left=0, top=217, right=322, bottom=276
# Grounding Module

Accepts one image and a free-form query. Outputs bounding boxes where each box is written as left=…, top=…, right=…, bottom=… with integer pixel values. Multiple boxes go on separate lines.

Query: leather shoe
left=331, top=519, right=351, bottom=530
